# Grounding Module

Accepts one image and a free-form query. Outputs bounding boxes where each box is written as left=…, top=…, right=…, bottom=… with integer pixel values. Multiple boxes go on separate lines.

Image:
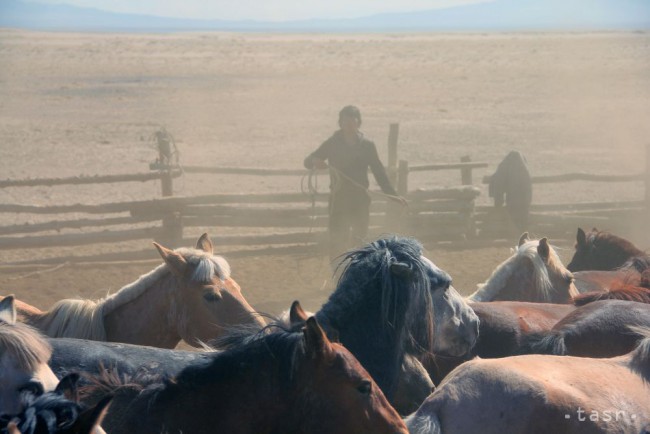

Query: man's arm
left=367, top=142, right=398, bottom=196
left=304, top=139, right=331, bottom=170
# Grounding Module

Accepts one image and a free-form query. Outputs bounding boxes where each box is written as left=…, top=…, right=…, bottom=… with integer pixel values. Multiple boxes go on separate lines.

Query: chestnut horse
left=406, top=329, right=650, bottom=433
left=91, top=318, right=408, bottom=434
left=0, top=374, right=111, bottom=434
left=6, top=234, right=265, bottom=348
left=567, top=227, right=646, bottom=272
left=467, top=233, right=578, bottom=303
left=520, top=300, right=650, bottom=358
left=0, top=296, right=58, bottom=416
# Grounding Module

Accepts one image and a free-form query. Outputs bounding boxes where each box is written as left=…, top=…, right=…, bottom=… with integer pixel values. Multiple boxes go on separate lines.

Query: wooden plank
left=408, top=186, right=481, bottom=200
left=483, top=173, right=643, bottom=184
left=409, top=162, right=488, bottom=172
left=0, top=227, right=163, bottom=250
left=475, top=201, right=644, bottom=213
left=183, top=166, right=327, bottom=176
left=0, top=215, right=160, bottom=236
left=0, top=171, right=181, bottom=189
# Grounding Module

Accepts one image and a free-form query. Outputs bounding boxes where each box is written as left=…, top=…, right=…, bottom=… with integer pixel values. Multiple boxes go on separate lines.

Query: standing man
left=304, top=105, right=406, bottom=261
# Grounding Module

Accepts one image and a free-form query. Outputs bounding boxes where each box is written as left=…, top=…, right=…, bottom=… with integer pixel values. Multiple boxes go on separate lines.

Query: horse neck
left=317, top=306, right=403, bottom=400
left=134, top=357, right=290, bottom=434
left=102, top=273, right=180, bottom=348
left=469, top=262, right=537, bottom=302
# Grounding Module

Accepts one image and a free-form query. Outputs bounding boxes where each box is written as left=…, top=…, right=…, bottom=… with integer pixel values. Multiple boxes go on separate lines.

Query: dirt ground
left=0, top=30, right=648, bottom=327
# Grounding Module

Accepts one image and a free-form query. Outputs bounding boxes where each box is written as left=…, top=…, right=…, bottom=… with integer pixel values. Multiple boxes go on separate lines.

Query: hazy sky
left=25, top=0, right=493, bottom=21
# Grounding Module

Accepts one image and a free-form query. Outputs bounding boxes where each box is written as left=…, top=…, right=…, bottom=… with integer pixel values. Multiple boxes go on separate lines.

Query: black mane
left=316, top=236, right=440, bottom=399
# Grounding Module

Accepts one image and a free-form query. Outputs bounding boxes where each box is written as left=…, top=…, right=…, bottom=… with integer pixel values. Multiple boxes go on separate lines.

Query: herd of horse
left=1, top=228, right=649, bottom=433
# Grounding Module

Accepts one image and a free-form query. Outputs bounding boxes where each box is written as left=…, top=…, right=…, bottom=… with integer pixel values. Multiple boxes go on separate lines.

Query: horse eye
left=203, top=291, right=223, bottom=302
left=357, top=380, right=372, bottom=395
left=19, top=381, right=44, bottom=397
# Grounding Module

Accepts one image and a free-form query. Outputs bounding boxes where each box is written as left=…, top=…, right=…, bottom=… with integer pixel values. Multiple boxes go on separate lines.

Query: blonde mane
left=0, top=320, right=52, bottom=371
left=468, top=240, right=562, bottom=302
left=36, top=248, right=231, bottom=341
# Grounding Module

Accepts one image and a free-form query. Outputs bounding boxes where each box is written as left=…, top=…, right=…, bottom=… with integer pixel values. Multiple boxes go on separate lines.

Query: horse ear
left=69, top=394, right=112, bottom=434
left=0, top=295, right=17, bottom=325
left=289, top=300, right=308, bottom=327
left=537, top=238, right=550, bottom=262
left=303, top=317, right=334, bottom=360
left=576, top=228, right=586, bottom=246
left=153, top=242, right=188, bottom=277
left=196, top=233, right=214, bottom=255
left=518, top=232, right=530, bottom=247
left=390, top=262, right=413, bottom=278
left=55, top=373, right=80, bottom=402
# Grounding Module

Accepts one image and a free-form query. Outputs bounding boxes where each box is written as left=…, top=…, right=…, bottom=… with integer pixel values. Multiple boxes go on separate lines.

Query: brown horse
left=567, top=227, right=646, bottom=272
left=467, top=233, right=578, bottom=303
left=0, top=296, right=59, bottom=416
left=91, top=318, right=408, bottom=434
left=521, top=300, right=650, bottom=358
left=407, top=329, right=650, bottom=433
left=6, top=234, right=265, bottom=348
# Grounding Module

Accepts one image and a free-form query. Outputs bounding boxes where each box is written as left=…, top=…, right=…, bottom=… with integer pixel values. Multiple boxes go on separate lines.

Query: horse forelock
left=327, top=237, right=435, bottom=351
left=0, top=321, right=52, bottom=371
left=174, top=247, right=231, bottom=283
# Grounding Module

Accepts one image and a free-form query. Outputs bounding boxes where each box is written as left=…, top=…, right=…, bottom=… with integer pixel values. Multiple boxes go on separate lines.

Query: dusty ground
left=0, top=30, right=648, bottom=322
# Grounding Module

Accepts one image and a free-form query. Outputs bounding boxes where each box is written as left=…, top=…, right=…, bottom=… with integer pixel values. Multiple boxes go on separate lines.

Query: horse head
left=468, top=233, right=577, bottom=304
left=0, top=296, right=59, bottom=416
left=291, top=317, right=407, bottom=434
left=567, top=227, right=645, bottom=272
left=154, top=233, right=265, bottom=346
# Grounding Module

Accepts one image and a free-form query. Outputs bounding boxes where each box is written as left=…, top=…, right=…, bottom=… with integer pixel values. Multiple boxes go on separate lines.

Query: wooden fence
left=1, top=125, right=648, bottom=264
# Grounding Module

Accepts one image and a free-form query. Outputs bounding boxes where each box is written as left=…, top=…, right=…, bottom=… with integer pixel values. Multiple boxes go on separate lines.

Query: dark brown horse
left=567, top=227, right=646, bottom=272
left=90, top=318, right=408, bottom=434
left=422, top=301, right=576, bottom=384
left=520, top=299, right=650, bottom=358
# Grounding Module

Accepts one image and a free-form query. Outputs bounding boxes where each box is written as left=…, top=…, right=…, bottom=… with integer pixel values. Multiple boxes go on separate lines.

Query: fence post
left=387, top=123, right=400, bottom=186
left=155, top=131, right=182, bottom=247
left=398, top=160, right=409, bottom=196
left=646, top=143, right=650, bottom=217
left=460, top=155, right=472, bottom=185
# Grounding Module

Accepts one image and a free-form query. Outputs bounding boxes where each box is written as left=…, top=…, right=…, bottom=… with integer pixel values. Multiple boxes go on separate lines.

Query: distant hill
left=1, top=0, right=649, bottom=31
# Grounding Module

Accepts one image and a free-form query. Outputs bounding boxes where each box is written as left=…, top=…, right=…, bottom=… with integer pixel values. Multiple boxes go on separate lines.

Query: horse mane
left=469, top=240, right=560, bottom=302
left=36, top=248, right=231, bottom=341
left=318, top=236, right=436, bottom=353
left=572, top=286, right=650, bottom=306
left=620, top=256, right=650, bottom=274
left=0, top=391, right=85, bottom=434
left=0, top=320, right=51, bottom=372
left=627, top=326, right=650, bottom=380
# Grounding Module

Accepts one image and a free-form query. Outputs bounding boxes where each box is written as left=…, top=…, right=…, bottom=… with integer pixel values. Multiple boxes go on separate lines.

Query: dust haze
left=0, top=29, right=648, bottom=313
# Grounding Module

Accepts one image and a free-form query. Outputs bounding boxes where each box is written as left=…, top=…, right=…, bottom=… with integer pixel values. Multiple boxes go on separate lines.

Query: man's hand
left=310, top=158, right=328, bottom=170
left=389, top=195, right=408, bottom=207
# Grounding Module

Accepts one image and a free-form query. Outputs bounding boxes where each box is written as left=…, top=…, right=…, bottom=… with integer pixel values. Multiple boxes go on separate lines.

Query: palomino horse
left=9, top=234, right=265, bottom=348
left=90, top=318, right=408, bottom=434
left=0, top=296, right=58, bottom=416
left=567, top=227, right=647, bottom=272
left=467, top=233, right=578, bottom=303
left=313, top=236, right=478, bottom=405
left=521, top=300, right=650, bottom=358
left=406, top=329, right=650, bottom=433
left=0, top=374, right=111, bottom=434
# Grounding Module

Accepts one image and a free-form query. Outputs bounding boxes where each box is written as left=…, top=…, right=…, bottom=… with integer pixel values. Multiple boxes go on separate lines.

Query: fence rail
left=0, top=125, right=647, bottom=264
